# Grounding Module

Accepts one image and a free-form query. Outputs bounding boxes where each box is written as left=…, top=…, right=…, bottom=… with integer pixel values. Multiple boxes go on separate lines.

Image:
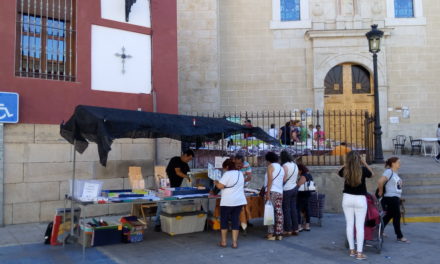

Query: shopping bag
left=263, top=201, right=274, bottom=226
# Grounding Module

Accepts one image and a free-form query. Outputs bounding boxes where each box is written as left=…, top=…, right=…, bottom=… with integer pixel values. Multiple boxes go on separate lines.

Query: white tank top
left=264, top=163, right=285, bottom=194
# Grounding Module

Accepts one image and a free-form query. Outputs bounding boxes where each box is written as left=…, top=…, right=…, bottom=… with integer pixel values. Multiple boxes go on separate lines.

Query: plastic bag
left=263, top=201, right=274, bottom=226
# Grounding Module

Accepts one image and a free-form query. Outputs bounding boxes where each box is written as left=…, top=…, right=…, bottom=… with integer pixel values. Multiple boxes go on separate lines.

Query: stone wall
left=384, top=0, right=440, bottom=143
left=177, top=0, right=440, bottom=151
left=177, top=0, right=220, bottom=113
left=218, top=0, right=313, bottom=112
left=3, top=124, right=180, bottom=225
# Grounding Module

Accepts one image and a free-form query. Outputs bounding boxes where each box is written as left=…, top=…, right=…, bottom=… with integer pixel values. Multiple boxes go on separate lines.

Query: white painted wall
left=91, top=25, right=151, bottom=94
left=101, top=0, right=151, bottom=28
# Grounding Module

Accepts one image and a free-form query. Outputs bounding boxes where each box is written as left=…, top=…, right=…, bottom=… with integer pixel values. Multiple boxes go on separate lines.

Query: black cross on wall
left=115, top=46, right=132, bottom=74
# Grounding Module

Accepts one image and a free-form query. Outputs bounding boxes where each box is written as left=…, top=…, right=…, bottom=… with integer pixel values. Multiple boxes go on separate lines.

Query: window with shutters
left=16, top=0, right=76, bottom=81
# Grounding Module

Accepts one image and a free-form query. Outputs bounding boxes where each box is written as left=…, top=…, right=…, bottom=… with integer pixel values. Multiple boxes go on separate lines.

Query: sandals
left=218, top=242, right=227, bottom=248
left=397, top=237, right=410, bottom=243
left=266, top=234, right=283, bottom=240
left=356, top=253, right=367, bottom=260
left=231, top=242, right=238, bottom=249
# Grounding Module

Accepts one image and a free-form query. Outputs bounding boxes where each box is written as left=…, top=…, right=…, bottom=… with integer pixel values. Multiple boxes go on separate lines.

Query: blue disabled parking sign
left=0, top=92, right=19, bottom=123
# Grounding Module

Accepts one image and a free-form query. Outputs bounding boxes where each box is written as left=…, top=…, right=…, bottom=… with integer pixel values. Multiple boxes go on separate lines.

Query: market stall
left=59, top=105, right=279, bottom=254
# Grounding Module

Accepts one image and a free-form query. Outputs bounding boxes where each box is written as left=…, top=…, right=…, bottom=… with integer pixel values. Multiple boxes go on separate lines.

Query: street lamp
left=366, top=24, right=384, bottom=163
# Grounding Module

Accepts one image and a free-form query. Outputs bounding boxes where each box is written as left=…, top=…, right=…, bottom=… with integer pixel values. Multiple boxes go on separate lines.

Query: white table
left=420, top=138, right=439, bottom=157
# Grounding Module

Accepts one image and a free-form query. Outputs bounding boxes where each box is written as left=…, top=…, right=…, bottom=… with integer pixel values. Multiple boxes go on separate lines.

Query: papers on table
left=208, top=163, right=222, bottom=181
left=108, top=195, right=161, bottom=202
left=172, top=193, right=210, bottom=199
left=81, top=182, right=101, bottom=201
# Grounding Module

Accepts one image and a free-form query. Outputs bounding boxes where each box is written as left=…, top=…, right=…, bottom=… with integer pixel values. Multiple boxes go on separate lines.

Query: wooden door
left=323, top=64, right=374, bottom=147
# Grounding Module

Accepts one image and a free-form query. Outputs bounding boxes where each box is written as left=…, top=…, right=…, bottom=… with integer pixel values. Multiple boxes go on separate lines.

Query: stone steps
left=402, top=177, right=440, bottom=186
left=399, top=173, right=440, bottom=214
left=403, top=185, right=440, bottom=195
left=400, top=173, right=440, bottom=179
left=402, top=194, right=440, bottom=205
left=403, top=204, right=440, bottom=214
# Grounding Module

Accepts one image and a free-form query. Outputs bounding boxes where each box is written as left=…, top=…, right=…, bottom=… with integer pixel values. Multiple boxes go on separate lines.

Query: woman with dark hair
left=214, top=158, right=247, bottom=248
left=338, top=151, right=373, bottom=260
left=377, top=157, right=409, bottom=243
left=280, top=151, right=299, bottom=236
left=296, top=164, right=313, bottom=232
left=263, top=152, right=285, bottom=240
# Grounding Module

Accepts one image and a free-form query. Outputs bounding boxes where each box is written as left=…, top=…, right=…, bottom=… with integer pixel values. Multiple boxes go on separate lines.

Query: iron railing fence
left=186, top=110, right=375, bottom=167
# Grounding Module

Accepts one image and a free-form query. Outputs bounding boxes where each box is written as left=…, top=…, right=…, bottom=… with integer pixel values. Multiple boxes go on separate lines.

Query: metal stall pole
left=64, top=140, right=77, bottom=245
left=70, top=140, right=76, bottom=236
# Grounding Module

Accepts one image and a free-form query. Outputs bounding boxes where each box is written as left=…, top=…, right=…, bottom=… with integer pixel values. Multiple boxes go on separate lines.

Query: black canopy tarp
left=60, top=105, right=280, bottom=166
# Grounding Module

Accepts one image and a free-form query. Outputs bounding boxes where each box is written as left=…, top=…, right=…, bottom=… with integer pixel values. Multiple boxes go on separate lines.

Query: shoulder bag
left=213, top=171, right=241, bottom=195
left=283, top=164, right=297, bottom=186
left=375, top=170, right=393, bottom=199
left=298, top=173, right=316, bottom=192
left=259, top=167, right=281, bottom=197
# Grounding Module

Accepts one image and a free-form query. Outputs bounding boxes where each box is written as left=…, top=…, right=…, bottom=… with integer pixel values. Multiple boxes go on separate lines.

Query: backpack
left=44, top=221, right=53, bottom=244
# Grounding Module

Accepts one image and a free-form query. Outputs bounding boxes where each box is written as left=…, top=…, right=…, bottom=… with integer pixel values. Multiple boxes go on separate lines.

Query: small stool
left=131, top=203, right=157, bottom=225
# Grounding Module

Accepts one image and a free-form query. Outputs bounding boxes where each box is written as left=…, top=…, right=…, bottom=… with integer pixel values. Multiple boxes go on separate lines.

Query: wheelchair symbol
left=0, top=104, right=14, bottom=120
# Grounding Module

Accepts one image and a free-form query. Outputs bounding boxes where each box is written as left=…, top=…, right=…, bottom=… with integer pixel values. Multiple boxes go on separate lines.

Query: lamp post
left=366, top=24, right=384, bottom=163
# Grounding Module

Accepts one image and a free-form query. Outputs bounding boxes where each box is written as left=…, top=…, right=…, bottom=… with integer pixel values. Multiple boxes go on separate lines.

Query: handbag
left=375, top=171, right=393, bottom=199
left=298, top=173, right=316, bottom=192
left=263, top=201, right=275, bottom=226
left=259, top=168, right=282, bottom=197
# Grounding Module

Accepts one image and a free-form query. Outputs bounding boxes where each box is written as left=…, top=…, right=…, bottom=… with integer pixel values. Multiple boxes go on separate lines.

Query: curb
left=404, top=216, right=440, bottom=223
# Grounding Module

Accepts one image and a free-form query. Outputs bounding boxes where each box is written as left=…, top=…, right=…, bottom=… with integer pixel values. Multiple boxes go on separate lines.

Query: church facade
left=177, top=0, right=440, bottom=149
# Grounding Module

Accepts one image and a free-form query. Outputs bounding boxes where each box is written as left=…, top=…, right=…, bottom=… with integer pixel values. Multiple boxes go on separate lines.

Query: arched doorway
left=323, top=63, right=374, bottom=145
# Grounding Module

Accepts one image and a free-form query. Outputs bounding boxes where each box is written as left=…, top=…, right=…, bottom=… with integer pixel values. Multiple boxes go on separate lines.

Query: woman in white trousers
left=338, top=151, right=373, bottom=260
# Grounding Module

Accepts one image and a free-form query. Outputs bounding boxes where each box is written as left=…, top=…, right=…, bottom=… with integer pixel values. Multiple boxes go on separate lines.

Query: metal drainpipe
left=153, top=89, right=158, bottom=166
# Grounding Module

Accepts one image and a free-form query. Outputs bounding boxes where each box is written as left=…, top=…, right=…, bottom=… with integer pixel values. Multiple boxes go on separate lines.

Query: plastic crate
left=160, top=211, right=207, bottom=236
left=162, top=200, right=201, bottom=214
left=122, top=229, right=144, bottom=243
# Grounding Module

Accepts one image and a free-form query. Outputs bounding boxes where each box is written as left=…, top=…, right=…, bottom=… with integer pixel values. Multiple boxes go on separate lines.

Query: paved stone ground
left=1, top=214, right=439, bottom=264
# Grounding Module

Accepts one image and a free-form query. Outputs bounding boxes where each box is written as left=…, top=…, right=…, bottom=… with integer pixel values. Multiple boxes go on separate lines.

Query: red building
left=0, top=0, right=178, bottom=124
left=0, top=0, right=179, bottom=225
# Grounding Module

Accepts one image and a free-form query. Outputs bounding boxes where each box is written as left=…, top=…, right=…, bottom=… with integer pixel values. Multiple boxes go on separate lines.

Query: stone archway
left=313, top=52, right=388, bottom=112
